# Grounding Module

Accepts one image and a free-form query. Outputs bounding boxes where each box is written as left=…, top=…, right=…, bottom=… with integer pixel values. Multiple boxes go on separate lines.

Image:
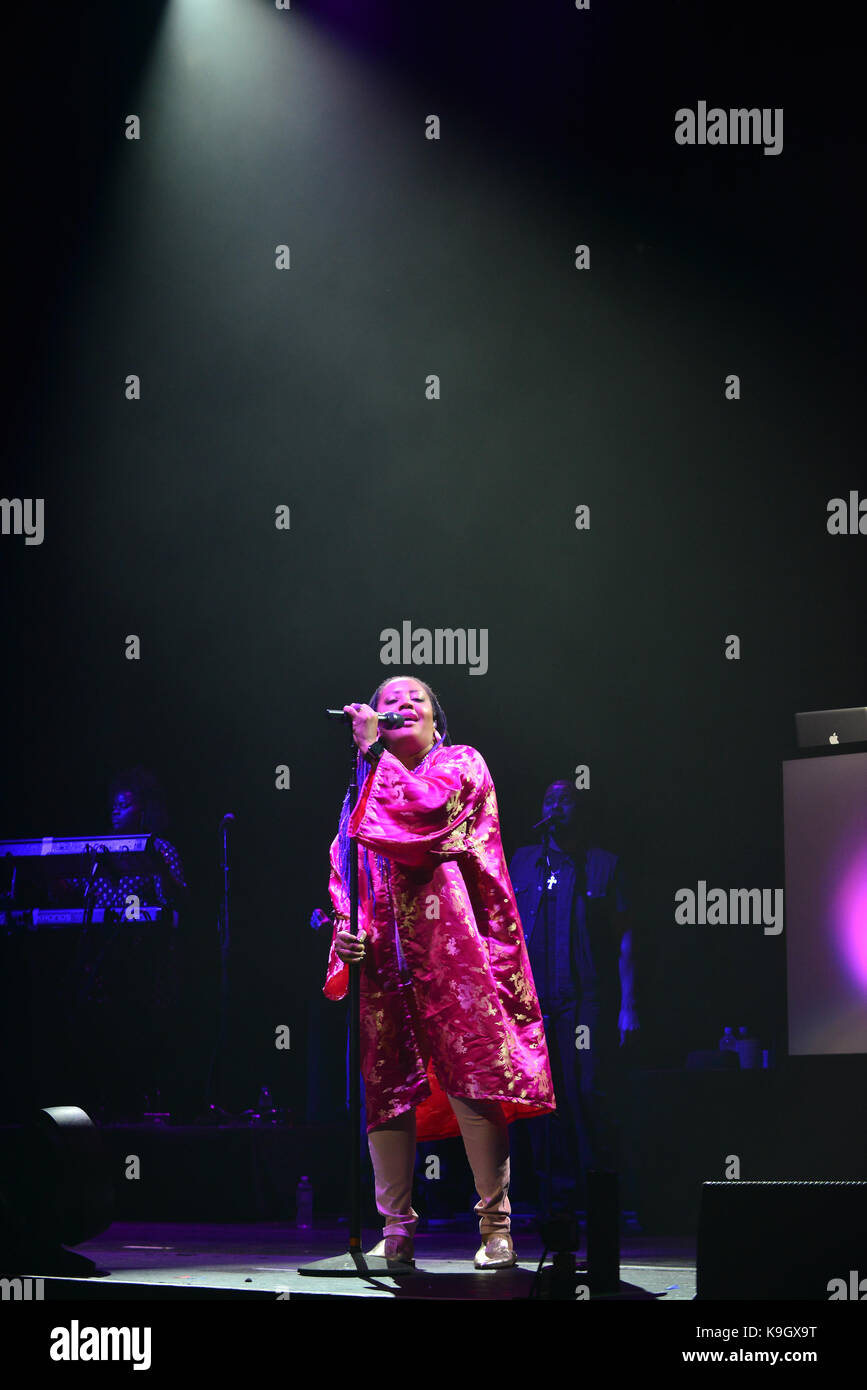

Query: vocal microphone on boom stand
left=324, top=710, right=407, bottom=728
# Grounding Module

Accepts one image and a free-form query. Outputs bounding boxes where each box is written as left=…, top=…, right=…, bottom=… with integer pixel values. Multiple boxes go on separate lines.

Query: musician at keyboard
left=58, top=766, right=187, bottom=916
left=60, top=767, right=188, bottom=1119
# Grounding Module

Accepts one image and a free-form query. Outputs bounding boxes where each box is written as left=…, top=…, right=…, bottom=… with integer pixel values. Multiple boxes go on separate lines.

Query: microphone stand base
left=297, top=1250, right=415, bottom=1277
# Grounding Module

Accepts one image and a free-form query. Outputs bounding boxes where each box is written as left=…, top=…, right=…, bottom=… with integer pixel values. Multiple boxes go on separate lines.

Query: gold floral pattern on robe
left=323, top=743, right=555, bottom=1138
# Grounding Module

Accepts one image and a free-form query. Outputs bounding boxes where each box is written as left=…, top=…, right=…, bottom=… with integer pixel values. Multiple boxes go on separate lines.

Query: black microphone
left=325, top=709, right=407, bottom=728
left=532, top=812, right=562, bottom=830
left=221, top=813, right=236, bottom=826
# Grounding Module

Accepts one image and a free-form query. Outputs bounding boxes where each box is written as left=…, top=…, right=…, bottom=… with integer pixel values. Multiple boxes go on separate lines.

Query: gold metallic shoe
left=474, top=1233, right=517, bottom=1269
left=366, top=1235, right=415, bottom=1270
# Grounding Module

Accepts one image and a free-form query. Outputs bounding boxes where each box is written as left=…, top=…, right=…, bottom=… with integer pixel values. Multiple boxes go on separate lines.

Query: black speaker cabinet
left=697, top=1181, right=867, bottom=1300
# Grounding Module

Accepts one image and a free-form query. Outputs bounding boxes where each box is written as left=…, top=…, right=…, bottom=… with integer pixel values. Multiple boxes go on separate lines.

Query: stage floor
left=23, top=1220, right=697, bottom=1300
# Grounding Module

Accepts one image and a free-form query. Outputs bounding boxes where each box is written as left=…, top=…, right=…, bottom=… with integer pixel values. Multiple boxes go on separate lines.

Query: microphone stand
left=531, top=820, right=586, bottom=1297
left=531, top=823, right=622, bottom=1297
left=540, top=822, right=553, bottom=1224
left=197, top=818, right=234, bottom=1123
left=298, top=727, right=401, bottom=1277
left=526, top=814, right=558, bottom=1225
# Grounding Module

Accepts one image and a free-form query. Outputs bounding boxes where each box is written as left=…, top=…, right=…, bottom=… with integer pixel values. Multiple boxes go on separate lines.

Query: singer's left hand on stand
left=335, top=928, right=367, bottom=964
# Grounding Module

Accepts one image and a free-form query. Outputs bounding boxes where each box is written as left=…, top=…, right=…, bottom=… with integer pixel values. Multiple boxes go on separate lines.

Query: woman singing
left=323, top=674, right=554, bottom=1269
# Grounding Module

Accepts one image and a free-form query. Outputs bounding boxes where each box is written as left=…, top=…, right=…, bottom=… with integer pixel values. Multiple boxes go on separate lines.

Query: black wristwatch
left=364, top=739, right=387, bottom=764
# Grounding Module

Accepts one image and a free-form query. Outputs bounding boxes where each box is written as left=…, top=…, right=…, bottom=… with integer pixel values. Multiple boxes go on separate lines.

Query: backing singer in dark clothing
left=509, top=780, right=638, bottom=1214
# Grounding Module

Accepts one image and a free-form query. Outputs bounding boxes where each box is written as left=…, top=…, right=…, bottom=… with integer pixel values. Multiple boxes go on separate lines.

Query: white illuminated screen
left=783, top=750, right=867, bottom=1054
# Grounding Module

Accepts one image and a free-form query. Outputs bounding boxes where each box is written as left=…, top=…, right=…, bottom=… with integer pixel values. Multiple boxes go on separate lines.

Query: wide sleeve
left=322, top=833, right=350, bottom=1001
left=348, top=745, right=489, bottom=870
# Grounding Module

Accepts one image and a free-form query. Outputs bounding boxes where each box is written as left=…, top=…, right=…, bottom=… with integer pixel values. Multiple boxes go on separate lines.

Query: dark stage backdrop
left=2, top=1, right=865, bottom=1152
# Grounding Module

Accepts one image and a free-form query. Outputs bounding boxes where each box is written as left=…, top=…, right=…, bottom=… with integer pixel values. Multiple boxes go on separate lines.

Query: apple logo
left=829, top=732, right=839, bottom=744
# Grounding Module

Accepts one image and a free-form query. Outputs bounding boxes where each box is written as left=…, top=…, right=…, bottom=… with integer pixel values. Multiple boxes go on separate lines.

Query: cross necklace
left=545, top=850, right=558, bottom=890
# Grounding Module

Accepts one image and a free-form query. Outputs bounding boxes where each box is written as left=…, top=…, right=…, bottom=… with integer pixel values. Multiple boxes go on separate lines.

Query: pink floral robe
left=323, top=742, right=555, bottom=1139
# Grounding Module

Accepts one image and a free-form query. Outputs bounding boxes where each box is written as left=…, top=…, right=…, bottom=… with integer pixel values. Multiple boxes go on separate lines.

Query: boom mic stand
left=298, top=719, right=403, bottom=1277
left=197, top=815, right=236, bottom=1123
left=531, top=820, right=586, bottom=1296
left=531, top=822, right=622, bottom=1298
left=540, top=822, right=554, bottom=1227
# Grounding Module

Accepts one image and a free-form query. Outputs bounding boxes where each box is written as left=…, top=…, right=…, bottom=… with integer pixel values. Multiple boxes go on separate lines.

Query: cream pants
left=367, top=1094, right=511, bottom=1240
